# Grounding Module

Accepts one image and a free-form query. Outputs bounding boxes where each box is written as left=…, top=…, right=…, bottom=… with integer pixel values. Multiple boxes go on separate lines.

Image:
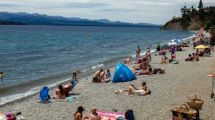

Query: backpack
left=125, top=109, right=135, bottom=120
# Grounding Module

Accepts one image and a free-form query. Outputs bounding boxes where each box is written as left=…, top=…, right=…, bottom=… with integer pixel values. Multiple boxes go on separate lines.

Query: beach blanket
left=66, top=96, right=79, bottom=102
left=97, top=111, right=125, bottom=120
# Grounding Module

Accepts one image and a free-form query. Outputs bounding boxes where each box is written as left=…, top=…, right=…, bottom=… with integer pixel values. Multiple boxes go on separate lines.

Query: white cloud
left=0, top=0, right=214, bottom=24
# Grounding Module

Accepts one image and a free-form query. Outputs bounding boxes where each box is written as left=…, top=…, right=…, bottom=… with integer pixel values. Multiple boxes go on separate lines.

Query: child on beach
left=104, top=69, right=111, bottom=82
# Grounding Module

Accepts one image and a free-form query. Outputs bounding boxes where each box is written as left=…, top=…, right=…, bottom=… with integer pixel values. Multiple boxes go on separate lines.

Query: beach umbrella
left=195, top=45, right=208, bottom=49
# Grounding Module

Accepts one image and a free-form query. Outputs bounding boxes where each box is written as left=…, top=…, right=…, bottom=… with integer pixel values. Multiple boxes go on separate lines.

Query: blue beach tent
left=112, top=63, right=136, bottom=83
left=39, top=86, right=50, bottom=103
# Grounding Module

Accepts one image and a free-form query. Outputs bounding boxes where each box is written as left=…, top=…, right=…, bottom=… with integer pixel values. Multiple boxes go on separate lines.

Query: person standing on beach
left=0, top=72, right=4, bottom=80
left=146, top=47, right=151, bottom=60
left=136, top=46, right=141, bottom=58
left=170, top=45, right=175, bottom=55
left=156, top=43, right=161, bottom=52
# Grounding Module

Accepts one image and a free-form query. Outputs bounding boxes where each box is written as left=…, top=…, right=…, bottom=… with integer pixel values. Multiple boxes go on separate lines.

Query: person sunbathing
left=152, top=68, right=165, bottom=74
left=89, top=107, right=101, bottom=120
left=54, top=81, right=77, bottom=99
left=92, top=69, right=105, bottom=83
left=114, top=82, right=151, bottom=96
left=135, top=66, right=151, bottom=75
left=185, top=54, right=193, bottom=61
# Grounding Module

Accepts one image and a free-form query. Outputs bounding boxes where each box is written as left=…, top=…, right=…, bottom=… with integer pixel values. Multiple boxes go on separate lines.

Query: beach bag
left=171, top=104, right=196, bottom=120
left=186, top=94, right=204, bottom=110
left=125, top=109, right=135, bottom=120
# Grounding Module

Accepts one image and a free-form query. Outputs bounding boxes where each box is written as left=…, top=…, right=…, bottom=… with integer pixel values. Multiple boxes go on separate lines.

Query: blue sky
left=0, top=0, right=214, bottom=24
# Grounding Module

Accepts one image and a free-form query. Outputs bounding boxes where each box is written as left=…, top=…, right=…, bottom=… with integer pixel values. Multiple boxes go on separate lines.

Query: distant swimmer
left=0, top=72, right=4, bottom=80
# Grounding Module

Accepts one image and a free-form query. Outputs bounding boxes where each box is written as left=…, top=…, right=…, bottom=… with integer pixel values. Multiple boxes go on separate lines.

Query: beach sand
left=0, top=45, right=215, bottom=120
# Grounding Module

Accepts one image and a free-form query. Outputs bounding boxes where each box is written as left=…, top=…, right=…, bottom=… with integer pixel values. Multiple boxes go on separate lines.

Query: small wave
left=0, top=77, right=72, bottom=106
left=182, top=34, right=195, bottom=41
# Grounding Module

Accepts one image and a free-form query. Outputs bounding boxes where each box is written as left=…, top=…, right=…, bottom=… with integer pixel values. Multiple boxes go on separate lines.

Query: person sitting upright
left=104, top=69, right=111, bottom=82
left=92, top=69, right=105, bottom=83
left=89, top=107, right=101, bottom=120
left=161, top=57, right=167, bottom=64
left=74, top=106, right=89, bottom=120
left=195, top=53, right=199, bottom=61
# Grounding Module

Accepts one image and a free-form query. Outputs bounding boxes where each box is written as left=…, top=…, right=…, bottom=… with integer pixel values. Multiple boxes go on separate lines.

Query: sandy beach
left=1, top=43, right=215, bottom=120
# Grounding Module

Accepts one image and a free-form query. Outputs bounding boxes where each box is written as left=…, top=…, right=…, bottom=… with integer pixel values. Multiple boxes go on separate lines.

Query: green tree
left=198, top=0, right=203, bottom=9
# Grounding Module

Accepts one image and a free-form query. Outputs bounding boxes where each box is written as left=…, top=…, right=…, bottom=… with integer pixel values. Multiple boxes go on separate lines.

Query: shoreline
left=0, top=34, right=195, bottom=106
left=1, top=34, right=215, bottom=119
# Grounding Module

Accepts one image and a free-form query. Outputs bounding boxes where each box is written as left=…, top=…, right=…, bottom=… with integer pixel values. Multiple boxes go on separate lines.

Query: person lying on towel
left=135, top=66, right=152, bottom=75
left=114, top=82, right=151, bottom=96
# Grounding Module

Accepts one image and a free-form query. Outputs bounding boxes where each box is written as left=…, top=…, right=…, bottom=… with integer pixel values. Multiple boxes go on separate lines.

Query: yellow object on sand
left=195, top=45, right=208, bottom=49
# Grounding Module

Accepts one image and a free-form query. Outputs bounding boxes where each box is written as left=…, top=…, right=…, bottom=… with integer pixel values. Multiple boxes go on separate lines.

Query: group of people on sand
left=185, top=48, right=201, bottom=62
left=74, top=106, right=135, bottom=120
left=124, top=46, right=164, bottom=75
left=74, top=106, right=101, bottom=120
left=92, top=69, right=111, bottom=83
left=133, top=46, right=152, bottom=75
left=114, top=82, right=151, bottom=96
left=185, top=52, right=199, bottom=62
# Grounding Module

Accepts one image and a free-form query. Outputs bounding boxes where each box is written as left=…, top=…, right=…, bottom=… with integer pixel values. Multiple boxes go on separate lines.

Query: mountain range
left=0, top=12, right=158, bottom=27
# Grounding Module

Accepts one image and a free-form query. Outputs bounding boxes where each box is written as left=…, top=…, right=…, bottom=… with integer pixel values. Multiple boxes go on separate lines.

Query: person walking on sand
left=136, top=46, right=141, bottom=58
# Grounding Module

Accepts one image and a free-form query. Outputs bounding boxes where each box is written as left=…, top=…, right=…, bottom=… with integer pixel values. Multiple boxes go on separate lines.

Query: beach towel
left=97, top=111, right=125, bottom=120
left=38, top=86, right=50, bottom=103
left=66, top=96, right=79, bottom=102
